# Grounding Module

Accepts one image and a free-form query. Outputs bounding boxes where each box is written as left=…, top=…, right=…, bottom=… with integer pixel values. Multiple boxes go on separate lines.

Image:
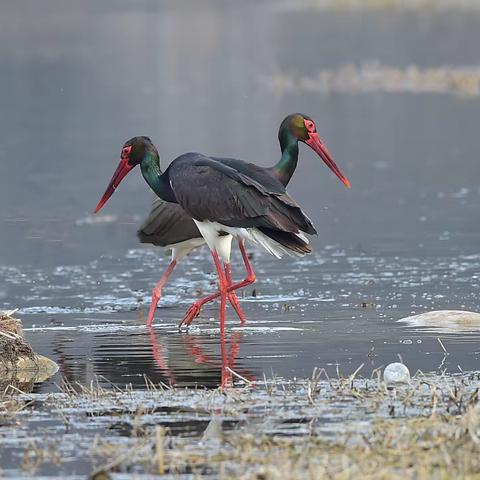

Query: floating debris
left=398, top=310, right=480, bottom=333
left=263, top=63, right=480, bottom=97
left=384, top=362, right=411, bottom=385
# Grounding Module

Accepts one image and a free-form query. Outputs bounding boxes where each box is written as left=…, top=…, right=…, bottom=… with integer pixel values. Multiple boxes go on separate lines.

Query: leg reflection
left=148, top=326, right=254, bottom=388
left=148, top=326, right=176, bottom=385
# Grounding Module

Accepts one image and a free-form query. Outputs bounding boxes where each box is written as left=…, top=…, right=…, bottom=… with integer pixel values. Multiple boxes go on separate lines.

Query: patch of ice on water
left=241, top=295, right=304, bottom=303
left=24, top=323, right=179, bottom=333
left=185, top=325, right=304, bottom=335
left=246, top=354, right=298, bottom=358
left=18, top=306, right=84, bottom=314
left=232, top=326, right=304, bottom=333
left=452, top=187, right=469, bottom=198
left=24, top=326, right=78, bottom=332
left=76, top=324, right=152, bottom=333
left=75, top=214, right=118, bottom=225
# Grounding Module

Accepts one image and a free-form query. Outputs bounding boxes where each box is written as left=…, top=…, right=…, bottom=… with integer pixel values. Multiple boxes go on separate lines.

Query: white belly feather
left=167, top=237, right=206, bottom=262
left=193, top=221, right=233, bottom=263
left=193, top=220, right=309, bottom=261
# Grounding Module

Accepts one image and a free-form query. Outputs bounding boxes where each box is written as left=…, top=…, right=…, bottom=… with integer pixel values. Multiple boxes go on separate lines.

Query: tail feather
left=257, top=227, right=312, bottom=256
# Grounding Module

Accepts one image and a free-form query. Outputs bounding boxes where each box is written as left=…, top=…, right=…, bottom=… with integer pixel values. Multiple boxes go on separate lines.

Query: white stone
left=384, top=362, right=410, bottom=385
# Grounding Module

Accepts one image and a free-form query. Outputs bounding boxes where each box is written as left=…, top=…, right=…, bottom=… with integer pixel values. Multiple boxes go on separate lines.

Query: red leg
left=211, top=250, right=228, bottom=335
left=179, top=240, right=252, bottom=329
left=225, top=240, right=256, bottom=294
left=225, top=263, right=246, bottom=325
left=146, top=260, right=177, bottom=327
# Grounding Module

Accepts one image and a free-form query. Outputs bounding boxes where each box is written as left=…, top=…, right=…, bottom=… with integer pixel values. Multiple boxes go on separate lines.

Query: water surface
left=0, top=0, right=479, bottom=392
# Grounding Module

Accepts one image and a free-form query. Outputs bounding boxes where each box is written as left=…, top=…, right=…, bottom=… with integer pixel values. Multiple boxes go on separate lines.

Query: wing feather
left=137, top=196, right=201, bottom=247
left=168, top=154, right=316, bottom=236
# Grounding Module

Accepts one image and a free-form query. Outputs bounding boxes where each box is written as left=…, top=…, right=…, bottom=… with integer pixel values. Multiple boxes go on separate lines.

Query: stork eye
left=121, top=146, right=132, bottom=158
left=305, top=121, right=316, bottom=133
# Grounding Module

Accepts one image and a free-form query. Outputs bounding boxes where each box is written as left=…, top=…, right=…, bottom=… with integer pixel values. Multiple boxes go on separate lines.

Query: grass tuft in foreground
left=1, top=370, right=479, bottom=478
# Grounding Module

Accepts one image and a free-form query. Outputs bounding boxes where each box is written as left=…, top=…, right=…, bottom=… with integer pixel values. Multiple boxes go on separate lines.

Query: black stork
left=137, top=197, right=245, bottom=327
left=94, top=113, right=350, bottom=331
left=136, top=114, right=350, bottom=328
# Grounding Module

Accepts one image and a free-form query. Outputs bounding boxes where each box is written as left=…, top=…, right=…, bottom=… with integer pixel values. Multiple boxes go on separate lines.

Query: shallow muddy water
left=1, top=0, right=480, bottom=394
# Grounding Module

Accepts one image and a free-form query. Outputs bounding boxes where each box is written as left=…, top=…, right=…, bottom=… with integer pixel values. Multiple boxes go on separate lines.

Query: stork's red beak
left=94, top=158, right=133, bottom=213
left=305, top=133, right=351, bottom=188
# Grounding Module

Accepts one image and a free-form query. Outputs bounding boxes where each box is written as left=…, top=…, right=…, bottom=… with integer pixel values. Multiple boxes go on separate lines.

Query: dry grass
left=0, top=310, right=58, bottom=393
left=215, top=410, right=480, bottom=479
left=283, top=0, right=480, bottom=12
left=264, top=63, right=480, bottom=98
left=1, top=370, right=478, bottom=478
left=86, top=401, right=480, bottom=479
left=0, top=310, right=34, bottom=369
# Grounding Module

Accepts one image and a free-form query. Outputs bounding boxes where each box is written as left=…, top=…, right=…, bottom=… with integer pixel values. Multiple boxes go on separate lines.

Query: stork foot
left=178, top=291, right=246, bottom=330
left=178, top=288, right=220, bottom=330
left=179, top=302, right=203, bottom=330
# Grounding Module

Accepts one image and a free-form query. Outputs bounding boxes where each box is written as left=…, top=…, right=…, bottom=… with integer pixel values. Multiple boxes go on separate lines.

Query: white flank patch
left=193, top=220, right=309, bottom=260
left=167, top=238, right=206, bottom=261
left=193, top=221, right=233, bottom=263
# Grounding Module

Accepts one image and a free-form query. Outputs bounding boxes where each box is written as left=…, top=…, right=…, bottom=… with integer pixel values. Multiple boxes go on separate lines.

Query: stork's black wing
left=211, top=157, right=286, bottom=193
left=167, top=153, right=316, bottom=236
left=137, top=196, right=201, bottom=247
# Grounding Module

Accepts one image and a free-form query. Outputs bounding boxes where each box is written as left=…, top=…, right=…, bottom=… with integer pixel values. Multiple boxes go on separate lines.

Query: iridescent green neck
left=140, top=152, right=175, bottom=202
left=272, top=128, right=299, bottom=187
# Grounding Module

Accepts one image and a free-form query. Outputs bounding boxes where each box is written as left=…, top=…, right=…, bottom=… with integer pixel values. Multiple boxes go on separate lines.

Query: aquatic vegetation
left=1, top=370, right=479, bottom=478
left=284, top=0, right=480, bottom=12
left=264, top=63, right=480, bottom=98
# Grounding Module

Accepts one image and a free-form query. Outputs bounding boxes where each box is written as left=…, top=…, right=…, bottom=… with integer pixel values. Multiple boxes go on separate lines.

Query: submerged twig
left=437, top=338, right=449, bottom=354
